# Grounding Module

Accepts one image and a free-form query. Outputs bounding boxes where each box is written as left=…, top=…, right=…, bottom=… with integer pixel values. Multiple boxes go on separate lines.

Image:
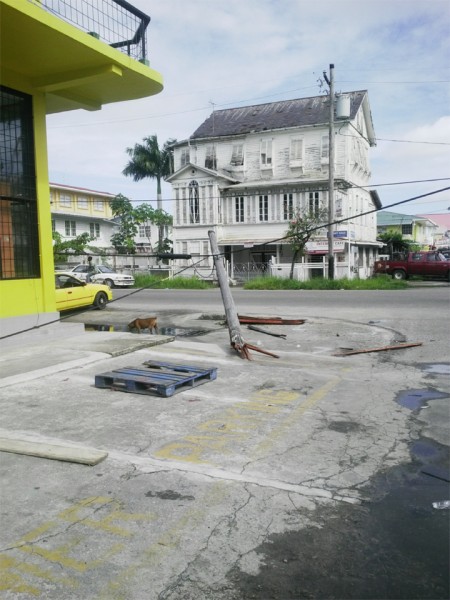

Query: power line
left=3, top=185, right=447, bottom=342
left=50, top=177, right=450, bottom=204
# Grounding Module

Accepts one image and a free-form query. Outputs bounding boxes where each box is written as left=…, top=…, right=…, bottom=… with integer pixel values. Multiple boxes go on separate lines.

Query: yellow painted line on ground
left=96, top=481, right=228, bottom=600
left=253, top=375, right=342, bottom=456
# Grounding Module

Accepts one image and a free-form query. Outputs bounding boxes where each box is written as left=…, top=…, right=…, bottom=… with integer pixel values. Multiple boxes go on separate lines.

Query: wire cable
left=2, top=185, right=448, bottom=341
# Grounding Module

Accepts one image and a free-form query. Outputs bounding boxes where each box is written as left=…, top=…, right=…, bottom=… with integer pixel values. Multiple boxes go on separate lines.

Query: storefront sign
left=306, top=239, right=345, bottom=254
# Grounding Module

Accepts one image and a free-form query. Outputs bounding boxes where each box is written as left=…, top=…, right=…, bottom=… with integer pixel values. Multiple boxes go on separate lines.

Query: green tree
left=52, top=231, right=94, bottom=263
left=122, top=134, right=176, bottom=247
left=109, top=194, right=173, bottom=254
left=377, top=230, right=419, bottom=255
left=286, top=206, right=328, bottom=279
left=109, top=194, right=138, bottom=253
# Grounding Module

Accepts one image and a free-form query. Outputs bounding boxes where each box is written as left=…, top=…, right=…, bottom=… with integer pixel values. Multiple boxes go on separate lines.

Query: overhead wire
left=2, top=185, right=448, bottom=342
left=50, top=177, right=450, bottom=204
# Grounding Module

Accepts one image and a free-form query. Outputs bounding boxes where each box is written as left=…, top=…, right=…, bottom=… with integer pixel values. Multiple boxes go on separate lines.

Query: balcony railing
left=37, top=0, right=150, bottom=62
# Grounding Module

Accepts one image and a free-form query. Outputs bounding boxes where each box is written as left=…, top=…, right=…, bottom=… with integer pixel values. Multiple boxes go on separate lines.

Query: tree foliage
left=122, top=134, right=176, bottom=247
left=109, top=193, right=173, bottom=254
left=286, top=206, right=328, bottom=279
left=377, top=230, right=420, bottom=254
left=52, top=231, right=93, bottom=263
left=123, top=134, right=176, bottom=200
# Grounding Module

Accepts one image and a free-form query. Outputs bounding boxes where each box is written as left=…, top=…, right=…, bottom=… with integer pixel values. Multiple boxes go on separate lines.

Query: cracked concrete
left=0, top=290, right=449, bottom=599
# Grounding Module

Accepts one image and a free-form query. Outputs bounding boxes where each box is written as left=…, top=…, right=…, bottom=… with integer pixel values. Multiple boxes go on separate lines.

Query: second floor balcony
left=1, top=0, right=163, bottom=113
left=38, top=0, right=150, bottom=63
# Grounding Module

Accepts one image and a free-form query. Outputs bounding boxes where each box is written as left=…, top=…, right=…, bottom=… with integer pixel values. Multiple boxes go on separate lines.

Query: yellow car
left=55, top=273, right=113, bottom=312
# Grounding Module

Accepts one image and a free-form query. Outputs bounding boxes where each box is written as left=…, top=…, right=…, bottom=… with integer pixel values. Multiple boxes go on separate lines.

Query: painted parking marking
left=154, top=380, right=340, bottom=464
left=0, top=496, right=155, bottom=596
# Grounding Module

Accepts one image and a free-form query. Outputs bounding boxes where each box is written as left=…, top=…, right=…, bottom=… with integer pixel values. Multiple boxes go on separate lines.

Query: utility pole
left=323, top=64, right=335, bottom=279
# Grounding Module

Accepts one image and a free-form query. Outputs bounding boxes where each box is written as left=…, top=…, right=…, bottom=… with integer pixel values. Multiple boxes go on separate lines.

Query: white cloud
left=46, top=0, right=450, bottom=214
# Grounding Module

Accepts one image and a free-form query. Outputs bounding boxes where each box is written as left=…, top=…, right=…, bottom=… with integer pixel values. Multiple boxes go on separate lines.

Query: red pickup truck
left=374, top=251, right=450, bottom=281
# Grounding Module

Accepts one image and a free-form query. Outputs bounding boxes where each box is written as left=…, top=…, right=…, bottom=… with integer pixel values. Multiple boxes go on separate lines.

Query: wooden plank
left=0, top=438, right=108, bottom=465
left=335, top=342, right=422, bottom=356
left=238, top=316, right=305, bottom=325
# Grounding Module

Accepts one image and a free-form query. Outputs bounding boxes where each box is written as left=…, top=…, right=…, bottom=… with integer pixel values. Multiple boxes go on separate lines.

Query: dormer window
left=260, top=140, right=272, bottom=168
left=205, top=145, right=217, bottom=170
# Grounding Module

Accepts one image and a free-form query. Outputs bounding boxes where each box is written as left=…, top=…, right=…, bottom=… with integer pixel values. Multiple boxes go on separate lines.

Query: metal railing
left=37, top=0, right=150, bottom=62
left=232, top=262, right=269, bottom=282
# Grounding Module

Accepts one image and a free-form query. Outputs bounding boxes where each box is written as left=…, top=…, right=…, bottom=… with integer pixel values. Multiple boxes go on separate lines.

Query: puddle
left=159, top=326, right=211, bottom=337
left=84, top=324, right=211, bottom=337
left=421, top=363, right=450, bottom=375
left=229, top=439, right=450, bottom=599
left=395, top=388, right=449, bottom=411
left=85, top=323, right=126, bottom=332
left=411, top=439, right=443, bottom=461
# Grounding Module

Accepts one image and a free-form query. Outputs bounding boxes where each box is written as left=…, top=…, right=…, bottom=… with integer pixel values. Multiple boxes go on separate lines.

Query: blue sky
left=46, top=0, right=450, bottom=217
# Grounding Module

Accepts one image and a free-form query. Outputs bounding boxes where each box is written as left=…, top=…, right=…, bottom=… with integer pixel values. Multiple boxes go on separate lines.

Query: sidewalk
left=1, top=314, right=446, bottom=599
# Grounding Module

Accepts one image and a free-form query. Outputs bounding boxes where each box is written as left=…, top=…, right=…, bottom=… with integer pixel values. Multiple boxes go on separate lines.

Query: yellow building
left=0, top=0, right=163, bottom=337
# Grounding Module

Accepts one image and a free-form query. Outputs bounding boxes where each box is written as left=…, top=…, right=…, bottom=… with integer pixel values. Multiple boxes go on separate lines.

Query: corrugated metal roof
left=191, top=91, right=368, bottom=139
left=377, top=211, right=435, bottom=226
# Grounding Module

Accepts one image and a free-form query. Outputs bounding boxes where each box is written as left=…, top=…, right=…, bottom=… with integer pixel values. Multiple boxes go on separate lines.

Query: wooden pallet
left=95, top=361, right=217, bottom=398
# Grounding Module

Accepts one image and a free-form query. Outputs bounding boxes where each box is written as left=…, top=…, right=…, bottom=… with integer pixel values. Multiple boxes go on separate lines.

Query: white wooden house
left=168, top=91, right=382, bottom=280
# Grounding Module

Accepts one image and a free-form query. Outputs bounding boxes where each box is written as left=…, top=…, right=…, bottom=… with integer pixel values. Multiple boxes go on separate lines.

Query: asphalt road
left=109, top=284, right=450, bottom=360
left=1, top=284, right=449, bottom=599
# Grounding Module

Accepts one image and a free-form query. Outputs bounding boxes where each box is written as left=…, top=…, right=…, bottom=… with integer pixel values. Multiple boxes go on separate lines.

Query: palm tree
left=123, top=135, right=176, bottom=209
left=123, top=135, right=176, bottom=246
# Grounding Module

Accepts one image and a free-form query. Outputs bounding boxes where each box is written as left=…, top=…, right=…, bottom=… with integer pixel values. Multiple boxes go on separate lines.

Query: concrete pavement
left=0, top=308, right=448, bottom=599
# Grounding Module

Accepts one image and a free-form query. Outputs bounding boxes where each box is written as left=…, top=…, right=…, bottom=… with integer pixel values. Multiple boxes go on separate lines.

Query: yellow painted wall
left=1, top=0, right=163, bottom=331
left=51, top=186, right=114, bottom=218
left=0, top=73, right=56, bottom=319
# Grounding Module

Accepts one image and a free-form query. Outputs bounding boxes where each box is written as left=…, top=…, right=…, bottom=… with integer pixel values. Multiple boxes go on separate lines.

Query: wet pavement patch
left=227, top=439, right=450, bottom=599
left=421, top=363, right=450, bottom=376
left=84, top=323, right=212, bottom=337
left=395, top=388, right=449, bottom=411
left=145, top=490, right=195, bottom=501
left=85, top=323, right=128, bottom=332
left=159, top=326, right=211, bottom=337
left=328, top=420, right=362, bottom=433
left=411, top=439, right=443, bottom=461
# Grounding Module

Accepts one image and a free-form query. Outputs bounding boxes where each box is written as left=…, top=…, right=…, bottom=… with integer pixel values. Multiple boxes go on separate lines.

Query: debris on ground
left=334, top=342, right=423, bottom=356
left=247, top=324, right=287, bottom=339
left=239, top=316, right=306, bottom=325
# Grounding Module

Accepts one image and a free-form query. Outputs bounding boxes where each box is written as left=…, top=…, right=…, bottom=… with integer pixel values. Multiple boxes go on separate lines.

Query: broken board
left=95, top=361, right=217, bottom=397
left=0, top=437, right=108, bottom=465
left=238, top=315, right=305, bottom=325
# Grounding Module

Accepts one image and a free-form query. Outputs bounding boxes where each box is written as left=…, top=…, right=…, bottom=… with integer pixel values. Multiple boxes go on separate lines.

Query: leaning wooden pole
left=208, top=230, right=247, bottom=357
left=208, top=230, right=279, bottom=360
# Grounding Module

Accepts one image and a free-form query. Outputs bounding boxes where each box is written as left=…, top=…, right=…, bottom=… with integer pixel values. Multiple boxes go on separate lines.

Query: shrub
left=244, top=276, right=407, bottom=290
left=133, top=274, right=212, bottom=289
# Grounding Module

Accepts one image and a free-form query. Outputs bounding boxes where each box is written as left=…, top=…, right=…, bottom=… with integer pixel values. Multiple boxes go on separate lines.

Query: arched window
left=189, top=180, right=199, bottom=223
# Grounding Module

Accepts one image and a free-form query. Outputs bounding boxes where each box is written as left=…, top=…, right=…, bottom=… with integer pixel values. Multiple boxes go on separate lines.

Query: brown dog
left=128, top=317, right=158, bottom=334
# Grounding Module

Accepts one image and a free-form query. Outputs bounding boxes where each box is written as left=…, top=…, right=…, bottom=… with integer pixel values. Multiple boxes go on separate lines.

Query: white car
left=67, top=264, right=135, bottom=288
